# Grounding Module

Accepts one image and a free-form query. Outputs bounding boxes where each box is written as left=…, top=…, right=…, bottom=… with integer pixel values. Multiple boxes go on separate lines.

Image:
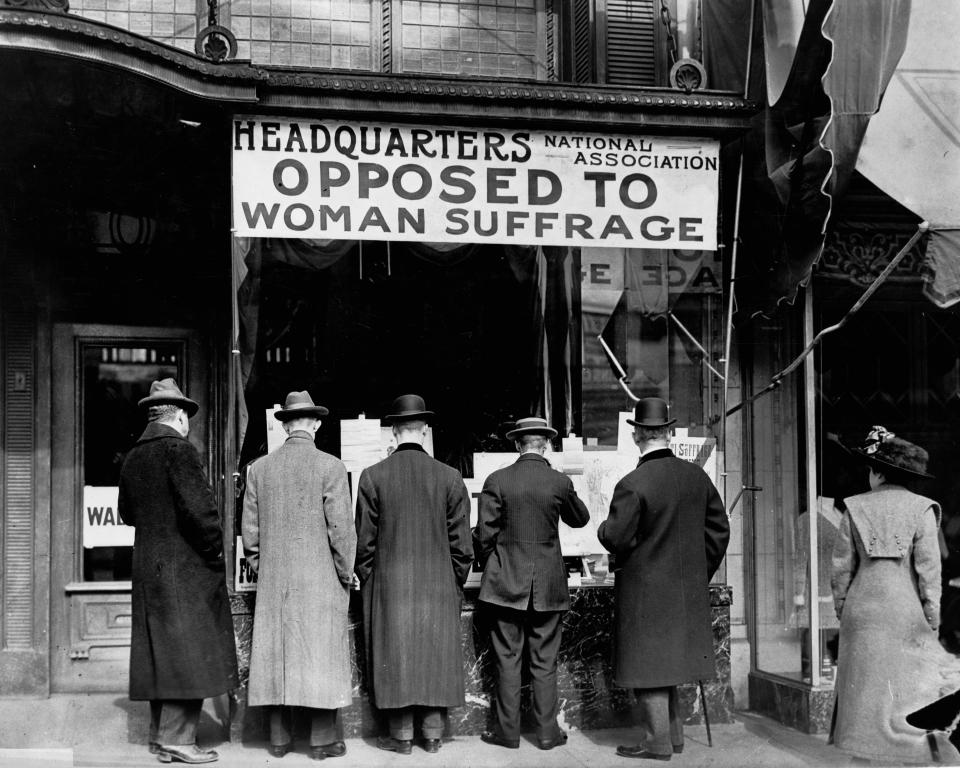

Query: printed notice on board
left=232, top=118, right=719, bottom=250
left=82, top=486, right=134, bottom=548
left=235, top=535, right=258, bottom=592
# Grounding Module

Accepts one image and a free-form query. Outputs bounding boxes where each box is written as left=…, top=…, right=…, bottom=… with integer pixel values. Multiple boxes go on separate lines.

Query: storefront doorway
left=50, top=324, right=206, bottom=692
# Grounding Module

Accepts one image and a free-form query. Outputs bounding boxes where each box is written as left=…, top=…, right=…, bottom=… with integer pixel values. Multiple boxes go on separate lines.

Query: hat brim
left=626, top=418, right=676, bottom=429
left=506, top=426, right=558, bottom=440
left=274, top=406, right=329, bottom=421
left=138, top=394, right=199, bottom=417
left=854, top=449, right=934, bottom=479
left=385, top=410, right=434, bottom=424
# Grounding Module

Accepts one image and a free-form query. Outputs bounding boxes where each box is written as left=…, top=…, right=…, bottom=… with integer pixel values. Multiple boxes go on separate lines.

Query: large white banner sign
left=232, top=118, right=720, bottom=250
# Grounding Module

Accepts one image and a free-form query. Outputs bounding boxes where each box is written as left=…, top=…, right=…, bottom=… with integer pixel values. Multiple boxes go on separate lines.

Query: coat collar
left=284, top=431, right=314, bottom=442
left=516, top=453, right=549, bottom=464
left=637, top=447, right=673, bottom=467
left=136, top=421, right=184, bottom=444
left=395, top=442, right=426, bottom=453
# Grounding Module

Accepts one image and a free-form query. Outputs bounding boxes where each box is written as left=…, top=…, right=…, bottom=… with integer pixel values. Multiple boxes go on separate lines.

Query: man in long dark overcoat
left=355, top=394, right=473, bottom=756
left=118, top=379, right=238, bottom=764
left=473, top=417, right=590, bottom=751
left=598, top=397, right=729, bottom=761
left=242, top=391, right=356, bottom=760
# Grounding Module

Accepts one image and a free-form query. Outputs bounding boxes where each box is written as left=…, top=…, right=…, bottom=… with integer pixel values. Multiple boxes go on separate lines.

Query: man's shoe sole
left=616, top=745, right=671, bottom=760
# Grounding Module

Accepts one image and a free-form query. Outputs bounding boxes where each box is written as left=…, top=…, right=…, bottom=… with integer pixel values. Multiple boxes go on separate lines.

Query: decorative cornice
left=0, top=8, right=757, bottom=119
left=818, top=223, right=926, bottom=284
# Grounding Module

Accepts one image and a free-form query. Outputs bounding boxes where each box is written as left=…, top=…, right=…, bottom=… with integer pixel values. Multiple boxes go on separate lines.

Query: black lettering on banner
left=457, top=131, right=478, bottom=161
left=319, top=205, right=351, bottom=230
left=487, top=168, right=518, bottom=204
left=678, top=217, right=703, bottom=242
left=584, top=172, right=616, bottom=206
left=360, top=126, right=382, bottom=155
left=410, top=129, right=436, bottom=158
left=641, top=216, right=673, bottom=241
left=506, top=211, right=529, bottom=236
left=642, top=265, right=661, bottom=286
left=334, top=126, right=359, bottom=159
left=535, top=212, right=559, bottom=237
left=398, top=208, right=425, bottom=234
left=566, top=214, right=594, bottom=239
left=392, top=164, right=432, bottom=200
left=692, top=266, right=720, bottom=289
left=484, top=132, right=509, bottom=162
left=528, top=169, right=561, bottom=205
left=318, top=162, right=349, bottom=196
left=285, top=123, right=307, bottom=152
left=87, top=507, right=104, bottom=525
left=619, top=173, right=657, bottom=209
left=234, top=120, right=256, bottom=150
left=103, top=507, right=116, bottom=525
left=445, top=208, right=469, bottom=235
left=435, top=129, right=456, bottom=157
left=600, top=215, right=631, bottom=239
left=273, top=159, right=309, bottom=196
left=475, top=211, right=497, bottom=237
left=358, top=162, right=389, bottom=198
left=359, top=207, right=390, bottom=232
left=511, top=133, right=532, bottom=162
left=668, top=265, right=686, bottom=287
left=284, top=203, right=314, bottom=232
left=261, top=122, right=281, bottom=151
left=439, top=166, right=476, bottom=204
left=311, top=124, right=331, bottom=153
left=385, top=128, right=409, bottom=157
left=242, top=202, right=281, bottom=229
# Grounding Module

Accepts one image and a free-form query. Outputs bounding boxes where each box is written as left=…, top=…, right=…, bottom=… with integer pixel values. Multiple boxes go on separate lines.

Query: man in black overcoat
left=473, top=417, right=590, bottom=751
left=355, top=394, right=473, bottom=756
left=118, top=379, right=238, bottom=764
left=598, top=398, right=729, bottom=761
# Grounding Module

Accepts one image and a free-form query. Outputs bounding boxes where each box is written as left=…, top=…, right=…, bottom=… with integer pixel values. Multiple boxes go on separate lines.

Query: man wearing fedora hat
left=473, top=417, right=590, bottom=751
left=598, top=397, right=729, bottom=761
left=242, top=391, right=356, bottom=761
left=355, top=394, right=473, bottom=755
left=118, top=379, right=238, bottom=764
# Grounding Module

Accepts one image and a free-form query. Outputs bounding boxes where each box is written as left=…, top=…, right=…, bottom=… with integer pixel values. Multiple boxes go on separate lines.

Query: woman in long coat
left=831, top=427, right=960, bottom=763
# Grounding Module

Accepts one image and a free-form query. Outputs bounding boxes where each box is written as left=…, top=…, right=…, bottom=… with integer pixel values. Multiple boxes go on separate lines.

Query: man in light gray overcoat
left=242, top=391, right=357, bottom=760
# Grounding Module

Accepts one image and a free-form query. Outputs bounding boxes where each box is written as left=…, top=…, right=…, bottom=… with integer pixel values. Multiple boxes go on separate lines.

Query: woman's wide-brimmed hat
left=626, top=397, right=676, bottom=428
left=854, top=425, right=934, bottom=479
left=385, top=394, right=434, bottom=424
left=506, top=417, right=558, bottom=440
left=274, top=391, right=329, bottom=421
left=138, top=378, right=199, bottom=417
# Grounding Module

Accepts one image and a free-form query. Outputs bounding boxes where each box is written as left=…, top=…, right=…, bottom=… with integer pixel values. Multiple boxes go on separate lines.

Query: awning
left=855, top=0, right=960, bottom=307
left=734, top=0, right=913, bottom=318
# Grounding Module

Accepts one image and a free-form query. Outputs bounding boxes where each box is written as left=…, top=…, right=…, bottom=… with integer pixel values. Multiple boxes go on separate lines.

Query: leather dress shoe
left=268, top=743, right=291, bottom=758
left=537, top=730, right=568, bottom=750
left=376, top=736, right=412, bottom=755
left=480, top=731, right=520, bottom=749
left=149, top=742, right=161, bottom=755
left=310, top=741, right=346, bottom=760
left=672, top=744, right=684, bottom=754
left=156, top=744, right=219, bottom=763
left=616, top=744, right=672, bottom=760
left=422, top=738, right=441, bottom=753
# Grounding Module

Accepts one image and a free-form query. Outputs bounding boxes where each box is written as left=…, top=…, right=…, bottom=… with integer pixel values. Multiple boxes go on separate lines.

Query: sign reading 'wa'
left=231, top=118, right=720, bottom=250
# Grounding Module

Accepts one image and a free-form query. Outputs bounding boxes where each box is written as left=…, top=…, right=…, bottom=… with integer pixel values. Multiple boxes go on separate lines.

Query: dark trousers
left=634, top=687, right=683, bottom=755
left=489, top=606, right=564, bottom=741
left=386, top=707, right=445, bottom=741
left=269, top=706, right=341, bottom=747
left=149, top=699, right=202, bottom=746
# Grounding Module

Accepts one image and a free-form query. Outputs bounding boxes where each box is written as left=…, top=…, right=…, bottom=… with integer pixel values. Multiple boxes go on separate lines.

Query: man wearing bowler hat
left=242, top=391, right=356, bottom=760
left=598, top=397, right=729, bottom=761
left=119, top=379, right=238, bottom=764
left=474, top=417, right=590, bottom=751
left=354, top=394, right=473, bottom=755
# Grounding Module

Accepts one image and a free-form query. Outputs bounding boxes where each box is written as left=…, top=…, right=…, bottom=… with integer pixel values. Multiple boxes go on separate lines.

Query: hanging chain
left=207, top=0, right=218, bottom=28
left=659, top=0, right=679, bottom=67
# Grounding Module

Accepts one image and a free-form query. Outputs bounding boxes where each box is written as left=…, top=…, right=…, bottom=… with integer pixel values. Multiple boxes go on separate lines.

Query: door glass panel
left=82, top=343, right=182, bottom=581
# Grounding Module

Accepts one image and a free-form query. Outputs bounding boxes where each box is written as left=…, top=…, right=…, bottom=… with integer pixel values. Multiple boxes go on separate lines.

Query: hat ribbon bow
left=864, top=425, right=895, bottom=455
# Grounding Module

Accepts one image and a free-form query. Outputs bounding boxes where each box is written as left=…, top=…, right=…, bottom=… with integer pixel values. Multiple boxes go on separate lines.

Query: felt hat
left=385, top=394, right=434, bottom=424
left=854, top=425, right=933, bottom=479
left=626, top=397, right=676, bottom=428
left=506, top=417, right=558, bottom=440
left=273, top=391, right=329, bottom=421
left=138, top=378, right=199, bottom=417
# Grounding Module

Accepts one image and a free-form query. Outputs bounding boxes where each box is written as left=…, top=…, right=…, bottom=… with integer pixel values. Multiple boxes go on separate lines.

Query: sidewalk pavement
left=0, top=695, right=879, bottom=768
